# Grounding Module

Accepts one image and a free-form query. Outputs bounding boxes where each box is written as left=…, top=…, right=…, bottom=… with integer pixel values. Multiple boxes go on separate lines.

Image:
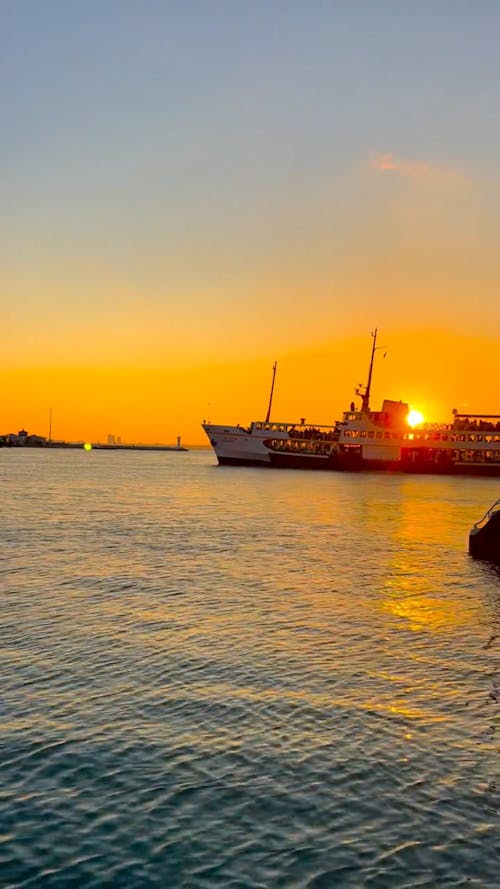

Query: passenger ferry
left=202, top=331, right=500, bottom=476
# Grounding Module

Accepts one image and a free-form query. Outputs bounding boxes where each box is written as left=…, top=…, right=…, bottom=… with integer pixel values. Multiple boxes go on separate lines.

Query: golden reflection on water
left=380, top=583, right=478, bottom=633
left=375, top=483, right=480, bottom=633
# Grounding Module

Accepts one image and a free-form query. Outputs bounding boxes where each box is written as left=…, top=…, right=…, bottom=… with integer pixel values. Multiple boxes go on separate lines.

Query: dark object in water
left=469, top=498, right=500, bottom=564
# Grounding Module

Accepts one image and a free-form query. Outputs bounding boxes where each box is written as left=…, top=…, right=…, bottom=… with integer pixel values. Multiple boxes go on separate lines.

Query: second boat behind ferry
left=469, top=499, right=500, bottom=564
left=202, top=331, right=500, bottom=476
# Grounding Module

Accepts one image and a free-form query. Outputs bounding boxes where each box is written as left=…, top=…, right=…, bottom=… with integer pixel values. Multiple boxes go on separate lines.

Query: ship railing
left=473, top=498, right=500, bottom=529
left=420, top=423, right=453, bottom=431
left=252, top=420, right=337, bottom=433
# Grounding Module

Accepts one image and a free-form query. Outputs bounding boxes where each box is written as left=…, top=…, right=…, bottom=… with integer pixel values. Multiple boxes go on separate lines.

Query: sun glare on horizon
left=407, top=409, right=424, bottom=427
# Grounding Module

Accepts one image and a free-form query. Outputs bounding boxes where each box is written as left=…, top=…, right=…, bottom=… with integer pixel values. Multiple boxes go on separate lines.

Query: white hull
left=202, top=424, right=285, bottom=464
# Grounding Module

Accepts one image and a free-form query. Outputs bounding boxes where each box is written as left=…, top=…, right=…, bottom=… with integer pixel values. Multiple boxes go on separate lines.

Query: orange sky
left=2, top=329, right=498, bottom=445
left=3, top=160, right=499, bottom=445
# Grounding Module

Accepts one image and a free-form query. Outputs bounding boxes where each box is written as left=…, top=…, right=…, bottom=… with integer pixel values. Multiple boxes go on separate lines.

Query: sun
left=407, top=409, right=424, bottom=428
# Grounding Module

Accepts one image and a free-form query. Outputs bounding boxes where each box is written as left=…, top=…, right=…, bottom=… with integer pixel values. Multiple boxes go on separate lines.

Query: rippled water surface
left=1, top=449, right=499, bottom=887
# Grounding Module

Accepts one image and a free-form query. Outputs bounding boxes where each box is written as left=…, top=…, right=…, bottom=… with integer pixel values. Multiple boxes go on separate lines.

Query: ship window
left=368, top=431, right=374, bottom=438
left=384, top=432, right=390, bottom=439
left=376, top=431, right=383, bottom=439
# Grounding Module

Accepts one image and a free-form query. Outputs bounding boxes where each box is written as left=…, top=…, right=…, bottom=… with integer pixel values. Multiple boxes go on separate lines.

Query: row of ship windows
left=267, top=439, right=500, bottom=462
left=344, top=445, right=499, bottom=463
left=453, top=450, right=500, bottom=462
left=269, top=439, right=333, bottom=454
left=342, top=430, right=500, bottom=443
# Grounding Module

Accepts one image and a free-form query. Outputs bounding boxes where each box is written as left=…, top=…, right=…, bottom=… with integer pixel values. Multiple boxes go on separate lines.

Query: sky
left=1, top=0, right=499, bottom=444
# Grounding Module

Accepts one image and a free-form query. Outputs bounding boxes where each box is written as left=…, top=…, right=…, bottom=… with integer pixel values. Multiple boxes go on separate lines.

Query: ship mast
left=363, top=328, right=377, bottom=412
left=265, top=361, right=277, bottom=423
left=356, top=328, right=382, bottom=413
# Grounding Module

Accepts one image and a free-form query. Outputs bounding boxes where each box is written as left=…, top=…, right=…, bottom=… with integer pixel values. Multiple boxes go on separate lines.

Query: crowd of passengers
left=289, top=421, right=500, bottom=438
left=452, top=419, right=500, bottom=431
left=289, top=426, right=339, bottom=441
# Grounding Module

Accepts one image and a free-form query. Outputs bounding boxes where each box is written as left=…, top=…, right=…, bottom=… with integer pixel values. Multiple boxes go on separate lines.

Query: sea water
left=1, top=449, right=498, bottom=887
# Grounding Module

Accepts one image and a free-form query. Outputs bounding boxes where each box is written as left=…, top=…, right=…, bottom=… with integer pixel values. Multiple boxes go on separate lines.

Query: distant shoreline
left=90, top=444, right=189, bottom=452
left=0, top=442, right=189, bottom=452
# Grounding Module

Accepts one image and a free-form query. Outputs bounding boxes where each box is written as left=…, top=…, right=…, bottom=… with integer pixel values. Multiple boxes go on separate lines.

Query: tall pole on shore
left=48, top=408, right=52, bottom=446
